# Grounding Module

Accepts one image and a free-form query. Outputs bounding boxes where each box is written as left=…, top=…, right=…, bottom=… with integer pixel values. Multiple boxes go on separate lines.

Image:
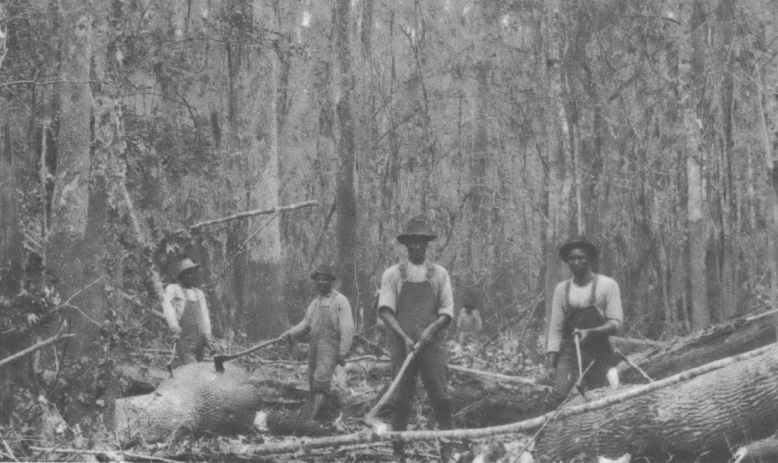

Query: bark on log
left=113, top=362, right=261, bottom=445
left=733, top=435, right=778, bottom=463
left=618, top=310, right=777, bottom=383
left=535, top=344, right=778, bottom=460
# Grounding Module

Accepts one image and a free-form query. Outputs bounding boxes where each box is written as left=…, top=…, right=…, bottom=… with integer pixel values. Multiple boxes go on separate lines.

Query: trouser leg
left=418, top=340, right=452, bottom=430
left=389, top=336, right=419, bottom=431
left=176, top=326, right=199, bottom=365
left=545, top=344, right=577, bottom=411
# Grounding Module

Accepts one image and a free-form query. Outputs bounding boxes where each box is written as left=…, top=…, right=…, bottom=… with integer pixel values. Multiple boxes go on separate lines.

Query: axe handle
left=214, top=335, right=285, bottom=372
left=365, top=349, right=416, bottom=424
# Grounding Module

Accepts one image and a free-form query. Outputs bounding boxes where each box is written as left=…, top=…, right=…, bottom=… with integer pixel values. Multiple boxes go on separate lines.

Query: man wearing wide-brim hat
left=282, top=264, right=354, bottom=422
left=377, top=215, right=455, bottom=462
left=162, top=258, right=214, bottom=365
left=544, top=235, right=623, bottom=410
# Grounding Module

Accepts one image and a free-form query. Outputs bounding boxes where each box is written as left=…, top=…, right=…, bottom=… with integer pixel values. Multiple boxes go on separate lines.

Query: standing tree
left=334, top=0, right=358, bottom=302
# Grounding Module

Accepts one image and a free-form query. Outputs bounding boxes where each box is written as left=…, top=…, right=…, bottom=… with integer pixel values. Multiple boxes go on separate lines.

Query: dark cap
left=175, top=258, right=200, bottom=277
left=397, top=215, right=437, bottom=245
left=559, top=235, right=599, bottom=261
left=311, top=264, right=337, bottom=281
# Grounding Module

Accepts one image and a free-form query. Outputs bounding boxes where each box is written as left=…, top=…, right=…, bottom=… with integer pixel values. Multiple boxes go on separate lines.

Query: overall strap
left=588, top=274, right=599, bottom=306
left=399, top=262, right=408, bottom=281
left=564, top=279, right=572, bottom=311
left=425, top=261, right=435, bottom=281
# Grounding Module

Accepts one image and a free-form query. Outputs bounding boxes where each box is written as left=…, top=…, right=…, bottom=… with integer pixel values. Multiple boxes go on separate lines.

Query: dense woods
left=2, top=0, right=778, bottom=461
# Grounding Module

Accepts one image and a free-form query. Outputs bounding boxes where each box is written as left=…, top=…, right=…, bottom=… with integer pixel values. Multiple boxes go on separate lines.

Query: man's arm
left=418, top=313, right=452, bottom=347
left=379, top=306, right=414, bottom=353
left=338, top=297, right=355, bottom=363
left=198, top=290, right=212, bottom=338
left=545, top=283, right=566, bottom=372
left=285, top=301, right=314, bottom=339
left=162, top=285, right=182, bottom=333
left=418, top=266, right=453, bottom=346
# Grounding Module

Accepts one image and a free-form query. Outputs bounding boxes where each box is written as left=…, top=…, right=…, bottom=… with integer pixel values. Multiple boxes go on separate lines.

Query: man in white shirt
left=282, top=264, right=354, bottom=422
left=544, top=236, right=623, bottom=410
left=377, top=216, right=455, bottom=462
left=162, top=258, right=213, bottom=365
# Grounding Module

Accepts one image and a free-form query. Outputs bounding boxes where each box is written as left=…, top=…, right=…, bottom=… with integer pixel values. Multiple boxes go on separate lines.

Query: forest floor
left=12, top=330, right=548, bottom=462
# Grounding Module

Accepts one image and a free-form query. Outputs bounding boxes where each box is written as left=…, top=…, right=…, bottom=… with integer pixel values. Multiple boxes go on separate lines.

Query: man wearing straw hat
left=377, top=215, right=455, bottom=462
left=282, top=264, right=354, bottom=422
left=544, top=235, right=623, bottom=410
left=162, top=258, right=214, bottom=365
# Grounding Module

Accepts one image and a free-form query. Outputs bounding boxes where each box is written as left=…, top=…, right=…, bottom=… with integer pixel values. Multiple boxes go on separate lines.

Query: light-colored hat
left=175, top=258, right=200, bottom=277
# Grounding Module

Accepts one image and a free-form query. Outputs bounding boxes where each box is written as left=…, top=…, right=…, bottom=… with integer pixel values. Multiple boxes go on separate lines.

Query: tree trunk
left=228, top=1, right=287, bottom=339
left=684, top=0, right=710, bottom=330
left=48, top=0, right=98, bottom=363
left=334, top=0, right=358, bottom=302
left=542, top=0, right=573, bottom=343
left=617, top=310, right=777, bottom=383
left=536, top=345, right=778, bottom=460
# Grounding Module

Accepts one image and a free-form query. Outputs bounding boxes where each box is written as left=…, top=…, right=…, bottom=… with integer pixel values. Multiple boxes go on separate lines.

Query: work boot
left=392, top=440, right=406, bottom=463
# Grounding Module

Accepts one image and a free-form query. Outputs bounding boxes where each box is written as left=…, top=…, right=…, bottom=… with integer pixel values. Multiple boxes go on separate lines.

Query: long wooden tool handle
left=214, top=335, right=285, bottom=372
left=365, top=349, right=416, bottom=423
left=574, top=333, right=583, bottom=378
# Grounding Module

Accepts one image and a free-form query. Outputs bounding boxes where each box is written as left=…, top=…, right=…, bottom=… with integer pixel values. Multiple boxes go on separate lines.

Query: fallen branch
left=188, top=200, right=319, bottom=231
left=233, top=343, right=778, bottom=456
left=0, top=332, right=74, bottom=369
left=30, top=446, right=179, bottom=463
left=449, top=364, right=541, bottom=387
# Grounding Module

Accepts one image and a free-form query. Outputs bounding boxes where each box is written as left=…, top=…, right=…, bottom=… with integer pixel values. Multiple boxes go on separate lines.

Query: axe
left=573, top=331, right=588, bottom=399
left=213, top=335, right=285, bottom=373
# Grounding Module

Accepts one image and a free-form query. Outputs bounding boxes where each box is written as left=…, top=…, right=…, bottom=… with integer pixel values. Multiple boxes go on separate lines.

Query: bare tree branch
left=188, top=200, right=319, bottom=231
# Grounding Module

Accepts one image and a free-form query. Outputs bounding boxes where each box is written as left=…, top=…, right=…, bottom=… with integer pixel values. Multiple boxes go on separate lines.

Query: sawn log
left=618, top=310, right=777, bottom=383
left=535, top=344, right=778, bottom=460
left=113, top=362, right=261, bottom=445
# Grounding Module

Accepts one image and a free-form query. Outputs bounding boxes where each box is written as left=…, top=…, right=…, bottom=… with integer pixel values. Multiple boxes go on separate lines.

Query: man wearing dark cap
left=377, top=215, right=455, bottom=462
left=544, top=236, right=623, bottom=410
left=282, top=265, right=354, bottom=421
left=162, top=258, right=214, bottom=365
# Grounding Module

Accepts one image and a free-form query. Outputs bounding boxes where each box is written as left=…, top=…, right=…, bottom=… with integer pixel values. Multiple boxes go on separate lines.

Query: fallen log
left=609, top=336, right=665, bottom=357
left=733, top=435, right=778, bottom=463
left=535, top=343, right=778, bottom=460
left=113, top=362, right=261, bottom=445
left=223, top=343, right=778, bottom=458
left=619, top=309, right=777, bottom=383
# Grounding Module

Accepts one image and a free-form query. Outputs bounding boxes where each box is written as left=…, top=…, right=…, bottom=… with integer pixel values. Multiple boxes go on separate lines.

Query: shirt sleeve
left=602, top=277, right=624, bottom=331
left=435, top=266, right=455, bottom=319
left=162, top=284, right=181, bottom=331
left=288, top=300, right=314, bottom=338
left=337, top=295, right=355, bottom=358
left=546, top=282, right=567, bottom=353
left=198, top=289, right=212, bottom=337
left=377, top=267, right=399, bottom=314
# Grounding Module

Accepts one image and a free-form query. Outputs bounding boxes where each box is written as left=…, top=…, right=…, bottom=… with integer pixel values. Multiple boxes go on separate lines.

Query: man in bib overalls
left=162, top=258, right=214, bottom=365
left=283, top=265, right=354, bottom=422
left=377, top=216, right=455, bottom=462
left=544, top=236, right=623, bottom=410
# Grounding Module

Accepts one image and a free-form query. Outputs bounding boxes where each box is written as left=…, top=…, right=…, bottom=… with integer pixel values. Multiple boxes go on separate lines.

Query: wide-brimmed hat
left=175, top=258, right=200, bottom=277
left=397, top=215, right=437, bottom=244
left=559, top=235, right=599, bottom=261
left=311, top=264, right=337, bottom=281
